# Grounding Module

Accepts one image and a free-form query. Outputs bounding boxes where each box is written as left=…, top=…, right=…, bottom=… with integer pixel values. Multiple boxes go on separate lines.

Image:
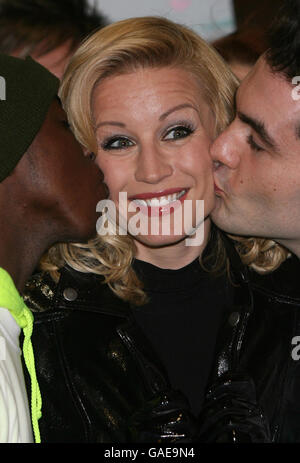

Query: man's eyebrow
left=237, top=111, right=278, bottom=151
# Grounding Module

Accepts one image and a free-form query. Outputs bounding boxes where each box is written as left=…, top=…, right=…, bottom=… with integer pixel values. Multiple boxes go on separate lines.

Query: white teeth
left=132, top=189, right=187, bottom=207
left=159, top=196, right=170, bottom=206
left=148, top=198, right=160, bottom=207
left=132, top=199, right=148, bottom=207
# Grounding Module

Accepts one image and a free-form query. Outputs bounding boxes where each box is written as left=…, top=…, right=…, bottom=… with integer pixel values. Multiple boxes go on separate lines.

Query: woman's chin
left=132, top=233, right=187, bottom=249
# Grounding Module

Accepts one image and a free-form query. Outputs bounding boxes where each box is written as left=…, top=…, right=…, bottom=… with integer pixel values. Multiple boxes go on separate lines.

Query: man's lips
left=214, top=182, right=224, bottom=196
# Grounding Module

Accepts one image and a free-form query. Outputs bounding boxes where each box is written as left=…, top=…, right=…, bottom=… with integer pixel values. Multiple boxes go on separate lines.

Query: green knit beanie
left=0, top=54, right=59, bottom=182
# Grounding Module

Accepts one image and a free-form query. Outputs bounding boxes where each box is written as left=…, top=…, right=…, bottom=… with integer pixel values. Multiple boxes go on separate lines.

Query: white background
left=89, top=0, right=236, bottom=41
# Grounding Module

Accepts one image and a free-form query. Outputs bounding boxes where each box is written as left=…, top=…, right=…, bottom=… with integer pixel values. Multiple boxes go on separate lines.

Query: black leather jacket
left=23, top=266, right=198, bottom=443
left=199, top=254, right=300, bottom=443
left=22, top=237, right=286, bottom=443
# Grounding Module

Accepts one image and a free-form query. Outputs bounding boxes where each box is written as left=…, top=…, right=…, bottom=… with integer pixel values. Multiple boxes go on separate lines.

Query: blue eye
left=163, top=125, right=194, bottom=141
left=102, top=137, right=134, bottom=150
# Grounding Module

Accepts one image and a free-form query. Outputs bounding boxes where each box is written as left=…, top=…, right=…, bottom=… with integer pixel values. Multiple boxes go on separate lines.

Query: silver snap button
left=228, top=312, right=240, bottom=327
left=63, top=287, right=78, bottom=302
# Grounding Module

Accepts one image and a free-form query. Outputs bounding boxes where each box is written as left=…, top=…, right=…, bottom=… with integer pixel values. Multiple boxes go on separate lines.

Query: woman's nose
left=134, top=145, right=173, bottom=184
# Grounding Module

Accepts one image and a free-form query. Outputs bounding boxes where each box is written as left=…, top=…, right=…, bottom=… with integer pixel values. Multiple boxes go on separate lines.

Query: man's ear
left=82, top=147, right=97, bottom=161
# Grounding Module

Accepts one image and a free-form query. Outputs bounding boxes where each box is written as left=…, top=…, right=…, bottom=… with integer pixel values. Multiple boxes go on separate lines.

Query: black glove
left=129, top=389, right=198, bottom=443
left=198, top=372, right=271, bottom=443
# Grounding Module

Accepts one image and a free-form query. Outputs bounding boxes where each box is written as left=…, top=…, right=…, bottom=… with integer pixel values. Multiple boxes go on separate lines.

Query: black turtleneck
left=131, top=256, right=233, bottom=417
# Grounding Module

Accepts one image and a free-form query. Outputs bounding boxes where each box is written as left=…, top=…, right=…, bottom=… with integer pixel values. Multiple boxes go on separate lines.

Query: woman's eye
left=163, top=125, right=193, bottom=141
left=102, top=137, right=134, bottom=150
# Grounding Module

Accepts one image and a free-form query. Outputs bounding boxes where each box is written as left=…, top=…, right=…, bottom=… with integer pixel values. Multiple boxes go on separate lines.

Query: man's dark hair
left=266, top=0, right=300, bottom=79
left=0, top=0, right=108, bottom=57
left=213, top=27, right=268, bottom=67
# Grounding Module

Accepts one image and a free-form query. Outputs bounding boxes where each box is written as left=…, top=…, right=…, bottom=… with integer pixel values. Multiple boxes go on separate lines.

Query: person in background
left=0, top=53, right=106, bottom=442
left=212, top=27, right=268, bottom=80
left=0, top=0, right=108, bottom=78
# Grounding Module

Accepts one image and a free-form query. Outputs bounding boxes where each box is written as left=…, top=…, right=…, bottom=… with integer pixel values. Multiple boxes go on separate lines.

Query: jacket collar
left=55, top=232, right=252, bottom=318
left=249, top=253, right=300, bottom=301
left=219, top=233, right=250, bottom=285
left=56, top=265, right=131, bottom=318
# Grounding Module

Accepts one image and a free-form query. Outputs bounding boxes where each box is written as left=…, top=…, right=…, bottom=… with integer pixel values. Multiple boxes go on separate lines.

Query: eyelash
left=101, top=136, right=133, bottom=151
left=163, top=123, right=195, bottom=140
left=247, top=134, right=263, bottom=152
left=100, top=123, right=195, bottom=151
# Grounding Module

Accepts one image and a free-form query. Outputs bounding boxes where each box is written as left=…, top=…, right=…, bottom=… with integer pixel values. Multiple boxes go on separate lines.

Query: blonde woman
left=23, top=17, right=287, bottom=443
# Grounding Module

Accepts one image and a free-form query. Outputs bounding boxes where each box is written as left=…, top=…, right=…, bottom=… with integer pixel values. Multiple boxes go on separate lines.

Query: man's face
left=14, top=99, right=107, bottom=242
left=211, top=56, right=300, bottom=250
left=31, top=40, right=74, bottom=79
left=12, top=39, right=74, bottom=79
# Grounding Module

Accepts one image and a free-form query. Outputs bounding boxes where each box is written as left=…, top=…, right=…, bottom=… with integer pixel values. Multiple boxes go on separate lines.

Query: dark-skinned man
left=0, top=53, right=106, bottom=443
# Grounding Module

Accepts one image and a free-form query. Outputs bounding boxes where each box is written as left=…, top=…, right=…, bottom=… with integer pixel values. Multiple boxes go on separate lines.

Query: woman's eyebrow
left=95, top=121, right=126, bottom=129
left=159, top=103, right=199, bottom=121
left=95, top=104, right=199, bottom=129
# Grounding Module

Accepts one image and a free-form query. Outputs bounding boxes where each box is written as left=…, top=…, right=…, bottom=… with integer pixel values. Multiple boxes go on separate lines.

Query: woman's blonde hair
left=41, top=16, right=288, bottom=304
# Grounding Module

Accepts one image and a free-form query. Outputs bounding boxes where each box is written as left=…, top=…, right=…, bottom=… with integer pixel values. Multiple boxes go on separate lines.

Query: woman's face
left=92, top=66, right=215, bottom=248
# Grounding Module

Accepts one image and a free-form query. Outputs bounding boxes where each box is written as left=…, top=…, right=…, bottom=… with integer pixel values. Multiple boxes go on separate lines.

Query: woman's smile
left=128, top=188, right=189, bottom=216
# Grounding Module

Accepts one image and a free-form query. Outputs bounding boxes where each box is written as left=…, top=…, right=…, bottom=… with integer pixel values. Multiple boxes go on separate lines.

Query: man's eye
left=102, top=137, right=134, bottom=150
left=163, top=125, right=194, bottom=141
left=247, top=134, right=263, bottom=152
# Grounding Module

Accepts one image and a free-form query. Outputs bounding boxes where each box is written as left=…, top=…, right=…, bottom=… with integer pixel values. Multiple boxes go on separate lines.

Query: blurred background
left=84, top=0, right=284, bottom=79
left=89, top=0, right=235, bottom=41
left=89, top=0, right=282, bottom=41
left=0, top=0, right=284, bottom=80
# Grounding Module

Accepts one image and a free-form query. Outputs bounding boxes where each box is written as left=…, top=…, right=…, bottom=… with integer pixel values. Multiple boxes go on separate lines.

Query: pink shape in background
left=170, top=0, right=192, bottom=12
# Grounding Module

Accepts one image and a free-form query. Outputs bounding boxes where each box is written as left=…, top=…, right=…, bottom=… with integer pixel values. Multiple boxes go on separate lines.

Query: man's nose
left=210, top=126, right=241, bottom=170
left=134, top=144, right=173, bottom=184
